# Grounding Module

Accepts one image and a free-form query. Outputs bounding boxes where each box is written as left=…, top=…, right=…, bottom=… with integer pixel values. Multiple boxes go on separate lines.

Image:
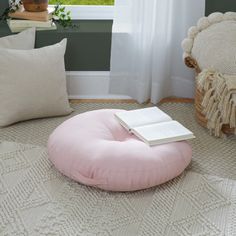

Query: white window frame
left=49, top=5, right=114, bottom=20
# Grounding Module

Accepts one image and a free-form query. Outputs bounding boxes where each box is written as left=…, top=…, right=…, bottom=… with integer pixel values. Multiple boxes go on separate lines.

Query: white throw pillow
left=0, top=38, right=73, bottom=127
left=0, top=27, right=35, bottom=49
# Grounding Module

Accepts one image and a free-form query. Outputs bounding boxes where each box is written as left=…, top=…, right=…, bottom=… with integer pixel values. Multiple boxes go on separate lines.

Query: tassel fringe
left=197, top=69, right=236, bottom=137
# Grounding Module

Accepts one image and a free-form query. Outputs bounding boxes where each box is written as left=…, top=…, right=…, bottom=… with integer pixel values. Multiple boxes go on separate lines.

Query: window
left=49, top=0, right=114, bottom=5
left=49, top=0, right=114, bottom=19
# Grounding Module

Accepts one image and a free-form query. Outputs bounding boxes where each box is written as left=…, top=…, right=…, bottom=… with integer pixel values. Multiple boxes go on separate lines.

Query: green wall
left=35, top=20, right=112, bottom=71
left=206, top=0, right=236, bottom=15
left=0, top=0, right=8, bottom=17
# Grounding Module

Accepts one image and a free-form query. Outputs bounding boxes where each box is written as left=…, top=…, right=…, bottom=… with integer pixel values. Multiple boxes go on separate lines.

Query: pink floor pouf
left=47, top=109, right=192, bottom=192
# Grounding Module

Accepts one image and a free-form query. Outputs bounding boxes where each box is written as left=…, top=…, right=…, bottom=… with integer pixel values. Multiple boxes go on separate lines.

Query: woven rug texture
left=0, top=102, right=236, bottom=236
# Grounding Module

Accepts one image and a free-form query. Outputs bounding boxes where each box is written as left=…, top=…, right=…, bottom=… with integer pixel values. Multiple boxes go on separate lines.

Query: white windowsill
left=49, top=5, right=114, bottom=20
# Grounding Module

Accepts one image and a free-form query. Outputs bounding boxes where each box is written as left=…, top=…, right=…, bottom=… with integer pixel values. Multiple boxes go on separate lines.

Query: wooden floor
left=159, top=97, right=194, bottom=104
left=70, top=97, right=194, bottom=104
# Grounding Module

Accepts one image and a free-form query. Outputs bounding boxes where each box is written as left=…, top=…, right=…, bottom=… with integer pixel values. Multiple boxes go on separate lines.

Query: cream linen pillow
left=0, top=38, right=73, bottom=127
left=0, top=27, right=35, bottom=49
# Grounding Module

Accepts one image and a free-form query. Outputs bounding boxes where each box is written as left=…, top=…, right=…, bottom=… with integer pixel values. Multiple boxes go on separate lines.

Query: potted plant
left=22, top=0, right=49, bottom=12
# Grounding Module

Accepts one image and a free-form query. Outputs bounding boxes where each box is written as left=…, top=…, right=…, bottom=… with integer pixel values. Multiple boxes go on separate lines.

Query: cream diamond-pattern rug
left=0, top=102, right=236, bottom=235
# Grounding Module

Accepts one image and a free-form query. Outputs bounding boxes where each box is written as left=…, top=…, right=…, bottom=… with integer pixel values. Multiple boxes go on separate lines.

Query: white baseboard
left=66, top=71, right=132, bottom=100
left=66, top=72, right=194, bottom=100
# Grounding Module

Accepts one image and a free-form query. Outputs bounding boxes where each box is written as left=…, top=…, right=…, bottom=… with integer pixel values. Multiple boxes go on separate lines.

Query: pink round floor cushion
left=48, top=109, right=192, bottom=191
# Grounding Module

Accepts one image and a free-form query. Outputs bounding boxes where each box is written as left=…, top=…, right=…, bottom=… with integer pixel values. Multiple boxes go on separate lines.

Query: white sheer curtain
left=110, top=0, right=205, bottom=103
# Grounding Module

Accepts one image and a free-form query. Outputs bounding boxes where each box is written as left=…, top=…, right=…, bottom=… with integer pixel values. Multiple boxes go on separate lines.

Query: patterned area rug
left=0, top=102, right=236, bottom=235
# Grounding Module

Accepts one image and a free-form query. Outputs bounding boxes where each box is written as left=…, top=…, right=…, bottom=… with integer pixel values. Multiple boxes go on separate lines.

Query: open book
left=115, top=107, right=195, bottom=146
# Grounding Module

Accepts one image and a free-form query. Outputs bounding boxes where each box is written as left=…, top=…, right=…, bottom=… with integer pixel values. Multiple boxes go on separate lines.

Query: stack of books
left=7, top=5, right=57, bottom=33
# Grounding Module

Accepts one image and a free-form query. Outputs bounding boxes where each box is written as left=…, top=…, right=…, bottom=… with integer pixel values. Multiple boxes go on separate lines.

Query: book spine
left=8, top=13, right=53, bottom=22
left=8, top=20, right=52, bottom=28
left=8, top=23, right=57, bottom=33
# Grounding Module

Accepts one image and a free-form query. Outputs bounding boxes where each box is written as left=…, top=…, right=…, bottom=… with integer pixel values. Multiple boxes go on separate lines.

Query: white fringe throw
left=197, top=69, right=236, bottom=137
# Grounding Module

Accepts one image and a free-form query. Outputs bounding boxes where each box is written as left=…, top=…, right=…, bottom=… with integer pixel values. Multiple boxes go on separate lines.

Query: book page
left=115, top=107, right=172, bottom=129
left=132, top=120, right=195, bottom=145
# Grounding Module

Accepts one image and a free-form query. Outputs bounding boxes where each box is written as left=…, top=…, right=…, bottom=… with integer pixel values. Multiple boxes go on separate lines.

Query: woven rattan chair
left=182, top=12, right=236, bottom=135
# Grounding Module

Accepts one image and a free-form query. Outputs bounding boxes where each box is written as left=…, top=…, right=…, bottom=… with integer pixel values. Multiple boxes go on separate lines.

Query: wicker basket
left=185, top=56, right=235, bottom=135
